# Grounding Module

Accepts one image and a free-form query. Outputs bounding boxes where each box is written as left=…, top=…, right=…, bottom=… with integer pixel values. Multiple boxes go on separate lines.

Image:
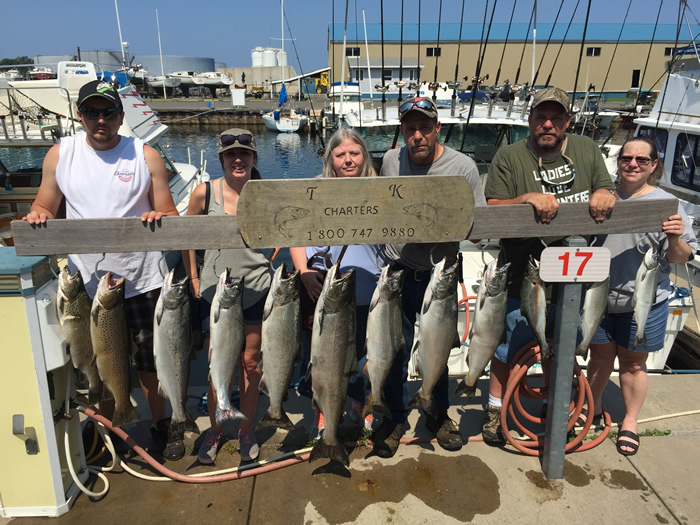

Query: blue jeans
left=382, top=270, right=450, bottom=425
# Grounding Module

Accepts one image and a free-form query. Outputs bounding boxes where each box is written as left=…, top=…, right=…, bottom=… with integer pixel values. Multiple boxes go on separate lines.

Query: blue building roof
left=330, top=23, right=699, bottom=43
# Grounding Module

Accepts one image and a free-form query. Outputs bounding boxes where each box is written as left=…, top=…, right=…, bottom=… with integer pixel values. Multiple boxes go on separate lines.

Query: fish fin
left=157, top=382, right=169, bottom=400
left=369, top=292, right=380, bottom=312
left=407, top=390, right=422, bottom=410
left=215, top=406, right=247, bottom=426
left=91, top=307, right=99, bottom=326
left=305, top=362, right=313, bottom=382
left=455, top=379, right=477, bottom=400
left=362, top=393, right=373, bottom=417
left=256, top=410, right=295, bottom=432
left=422, top=295, right=433, bottom=316
left=309, top=436, right=350, bottom=467
left=259, top=376, right=270, bottom=397
left=372, top=400, right=392, bottom=419
left=111, top=404, right=140, bottom=428
left=213, top=303, right=221, bottom=324
left=155, top=300, right=164, bottom=325
left=262, top=300, right=273, bottom=322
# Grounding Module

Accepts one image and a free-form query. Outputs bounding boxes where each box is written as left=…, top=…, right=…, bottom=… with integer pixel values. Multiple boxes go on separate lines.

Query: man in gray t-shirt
left=374, top=97, right=486, bottom=459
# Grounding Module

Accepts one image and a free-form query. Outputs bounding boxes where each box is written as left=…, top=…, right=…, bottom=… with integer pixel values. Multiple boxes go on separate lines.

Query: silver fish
left=364, top=264, right=404, bottom=419
left=154, top=270, right=199, bottom=436
left=633, top=247, right=660, bottom=349
left=257, top=263, right=301, bottom=431
left=576, top=278, right=610, bottom=358
left=408, top=257, right=460, bottom=419
left=456, top=261, right=510, bottom=400
left=57, top=266, right=107, bottom=405
left=520, top=257, right=551, bottom=357
left=209, top=269, right=247, bottom=425
left=90, top=272, right=139, bottom=428
left=308, top=264, right=357, bottom=467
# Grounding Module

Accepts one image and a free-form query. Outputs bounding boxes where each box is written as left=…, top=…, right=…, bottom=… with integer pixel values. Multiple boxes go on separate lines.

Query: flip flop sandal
left=574, top=407, right=603, bottom=428
left=616, top=430, right=640, bottom=456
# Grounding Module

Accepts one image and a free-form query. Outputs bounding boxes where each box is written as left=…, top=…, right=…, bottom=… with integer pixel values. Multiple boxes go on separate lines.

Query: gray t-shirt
left=379, top=144, right=486, bottom=270
left=600, top=187, right=698, bottom=313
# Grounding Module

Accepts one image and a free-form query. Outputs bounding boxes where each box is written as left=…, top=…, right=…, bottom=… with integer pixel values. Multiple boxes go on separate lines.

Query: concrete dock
left=2, top=344, right=699, bottom=524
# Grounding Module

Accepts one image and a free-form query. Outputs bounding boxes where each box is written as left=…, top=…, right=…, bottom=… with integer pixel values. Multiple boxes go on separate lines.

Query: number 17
left=558, top=251, right=593, bottom=276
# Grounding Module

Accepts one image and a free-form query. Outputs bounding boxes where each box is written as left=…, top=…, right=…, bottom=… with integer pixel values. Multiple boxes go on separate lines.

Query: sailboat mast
left=156, top=9, right=166, bottom=100
left=340, top=0, right=350, bottom=120
left=281, top=0, right=285, bottom=87
left=114, top=0, right=127, bottom=69
left=532, top=0, right=537, bottom=87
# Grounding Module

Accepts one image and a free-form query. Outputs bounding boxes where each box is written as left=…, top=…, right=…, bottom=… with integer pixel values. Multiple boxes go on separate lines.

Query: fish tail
left=371, top=399, right=392, bottom=419
left=87, top=382, right=104, bottom=406
left=309, top=436, right=350, bottom=467
left=256, top=409, right=295, bottom=431
left=634, top=332, right=647, bottom=350
left=408, top=390, right=438, bottom=418
left=215, top=405, right=247, bottom=426
left=111, top=404, right=140, bottom=428
left=170, top=416, right=200, bottom=435
left=574, top=344, right=589, bottom=359
left=455, top=379, right=477, bottom=400
left=362, top=393, right=374, bottom=418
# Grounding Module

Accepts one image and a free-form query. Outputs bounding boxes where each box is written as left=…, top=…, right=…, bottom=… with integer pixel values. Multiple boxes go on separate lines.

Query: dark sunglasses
left=220, top=133, right=254, bottom=147
left=79, top=107, right=121, bottom=120
left=618, top=155, right=653, bottom=167
left=398, top=98, right=435, bottom=117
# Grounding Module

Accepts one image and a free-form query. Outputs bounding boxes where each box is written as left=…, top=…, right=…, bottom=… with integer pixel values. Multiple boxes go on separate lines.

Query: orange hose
left=500, top=342, right=610, bottom=456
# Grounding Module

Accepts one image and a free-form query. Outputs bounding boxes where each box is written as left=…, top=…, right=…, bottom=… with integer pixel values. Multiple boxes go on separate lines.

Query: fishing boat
left=0, top=61, right=209, bottom=218
left=26, top=66, right=56, bottom=81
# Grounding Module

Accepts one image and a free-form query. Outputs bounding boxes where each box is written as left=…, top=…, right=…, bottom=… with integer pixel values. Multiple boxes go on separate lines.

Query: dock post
left=542, top=235, right=587, bottom=479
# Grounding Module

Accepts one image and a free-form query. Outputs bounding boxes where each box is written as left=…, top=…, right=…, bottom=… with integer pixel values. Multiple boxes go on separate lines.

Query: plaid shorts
left=124, top=288, right=161, bottom=373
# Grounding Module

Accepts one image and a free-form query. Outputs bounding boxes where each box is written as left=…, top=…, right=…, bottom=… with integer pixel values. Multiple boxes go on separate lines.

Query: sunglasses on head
left=398, top=98, right=435, bottom=117
left=220, top=133, right=254, bottom=147
left=79, top=107, right=121, bottom=120
left=618, top=155, right=653, bottom=167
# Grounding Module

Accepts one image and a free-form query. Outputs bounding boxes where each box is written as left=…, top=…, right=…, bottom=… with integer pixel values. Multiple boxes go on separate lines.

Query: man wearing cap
left=24, top=80, right=181, bottom=458
left=481, top=86, right=616, bottom=444
left=373, top=97, right=487, bottom=458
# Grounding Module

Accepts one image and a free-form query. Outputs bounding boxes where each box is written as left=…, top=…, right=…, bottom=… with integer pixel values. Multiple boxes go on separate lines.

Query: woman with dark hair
left=290, top=127, right=383, bottom=439
left=584, top=137, right=697, bottom=456
left=183, top=128, right=271, bottom=464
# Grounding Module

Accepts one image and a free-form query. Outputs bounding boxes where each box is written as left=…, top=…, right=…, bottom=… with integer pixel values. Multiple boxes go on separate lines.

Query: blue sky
left=1, top=0, right=696, bottom=73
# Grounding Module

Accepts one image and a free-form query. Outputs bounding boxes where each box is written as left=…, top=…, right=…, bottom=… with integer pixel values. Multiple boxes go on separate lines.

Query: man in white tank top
left=24, top=80, right=182, bottom=459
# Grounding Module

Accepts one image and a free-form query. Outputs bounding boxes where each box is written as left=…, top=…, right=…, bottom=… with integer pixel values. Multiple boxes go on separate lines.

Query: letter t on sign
left=306, top=186, right=317, bottom=200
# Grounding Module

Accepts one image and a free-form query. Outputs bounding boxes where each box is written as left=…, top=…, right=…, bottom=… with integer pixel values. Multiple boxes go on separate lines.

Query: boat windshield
left=152, top=143, right=180, bottom=179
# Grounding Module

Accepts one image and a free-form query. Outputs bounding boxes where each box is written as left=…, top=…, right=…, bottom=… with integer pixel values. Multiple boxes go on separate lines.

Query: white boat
left=147, top=75, right=182, bottom=89
left=0, top=69, right=23, bottom=82
left=602, top=57, right=700, bottom=237
left=199, top=71, right=233, bottom=88
left=0, top=61, right=209, bottom=216
left=170, top=71, right=204, bottom=88
left=262, top=0, right=308, bottom=133
left=26, top=66, right=56, bottom=81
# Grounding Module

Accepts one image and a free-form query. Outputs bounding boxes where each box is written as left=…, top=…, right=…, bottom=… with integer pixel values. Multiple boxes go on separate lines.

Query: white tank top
left=55, top=133, right=166, bottom=299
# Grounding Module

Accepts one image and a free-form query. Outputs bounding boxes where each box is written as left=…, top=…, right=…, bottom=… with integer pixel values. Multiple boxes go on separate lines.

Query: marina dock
left=2, top=346, right=699, bottom=524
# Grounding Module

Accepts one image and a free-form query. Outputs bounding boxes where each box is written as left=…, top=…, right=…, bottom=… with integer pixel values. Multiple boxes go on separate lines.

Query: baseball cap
left=218, top=128, right=257, bottom=154
left=77, top=80, right=123, bottom=110
left=531, top=87, right=570, bottom=112
left=398, top=97, right=438, bottom=121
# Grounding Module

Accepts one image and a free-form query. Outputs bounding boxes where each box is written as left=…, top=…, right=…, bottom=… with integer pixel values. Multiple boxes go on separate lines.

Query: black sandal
left=574, top=407, right=603, bottom=428
left=616, top=430, right=640, bottom=456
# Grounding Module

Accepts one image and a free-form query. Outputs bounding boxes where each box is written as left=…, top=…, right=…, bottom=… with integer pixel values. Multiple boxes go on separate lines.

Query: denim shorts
left=590, top=299, right=668, bottom=352
left=199, top=295, right=266, bottom=339
left=493, top=297, right=559, bottom=364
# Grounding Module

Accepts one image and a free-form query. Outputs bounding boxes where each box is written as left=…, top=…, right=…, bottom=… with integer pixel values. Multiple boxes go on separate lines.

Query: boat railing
left=0, top=84, right=77, bottom=145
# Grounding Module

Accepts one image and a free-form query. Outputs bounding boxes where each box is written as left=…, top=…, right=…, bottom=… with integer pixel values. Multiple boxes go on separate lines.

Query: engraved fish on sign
left=274, top=206, right=311, bottom=238
left=403, top=203, right=438, bottom=228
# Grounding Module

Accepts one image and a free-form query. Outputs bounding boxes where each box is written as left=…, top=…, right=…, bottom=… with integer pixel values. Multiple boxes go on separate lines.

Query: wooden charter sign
left=237, top=176, right=475, bottom=249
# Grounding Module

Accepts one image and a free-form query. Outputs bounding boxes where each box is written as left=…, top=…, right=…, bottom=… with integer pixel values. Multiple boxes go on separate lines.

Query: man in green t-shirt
left=481, top=86, right=617, bottom=444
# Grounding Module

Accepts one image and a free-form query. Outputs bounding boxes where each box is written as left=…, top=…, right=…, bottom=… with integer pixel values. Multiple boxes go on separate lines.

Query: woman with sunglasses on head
left=183, top=128, right=271, bottom=465
left=584, top=137, right=697, bottom=456
left=289, top=128, right=383, bottom=440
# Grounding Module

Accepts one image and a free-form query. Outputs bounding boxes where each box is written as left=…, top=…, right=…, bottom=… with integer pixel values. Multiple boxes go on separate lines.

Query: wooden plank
left=467, top=199, right=678, bottom=239
left=11, top=215, right=247, bottom=256
left=9, top=197, right=680, bottom=256
left=237, top=176, right=475, bottom=249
